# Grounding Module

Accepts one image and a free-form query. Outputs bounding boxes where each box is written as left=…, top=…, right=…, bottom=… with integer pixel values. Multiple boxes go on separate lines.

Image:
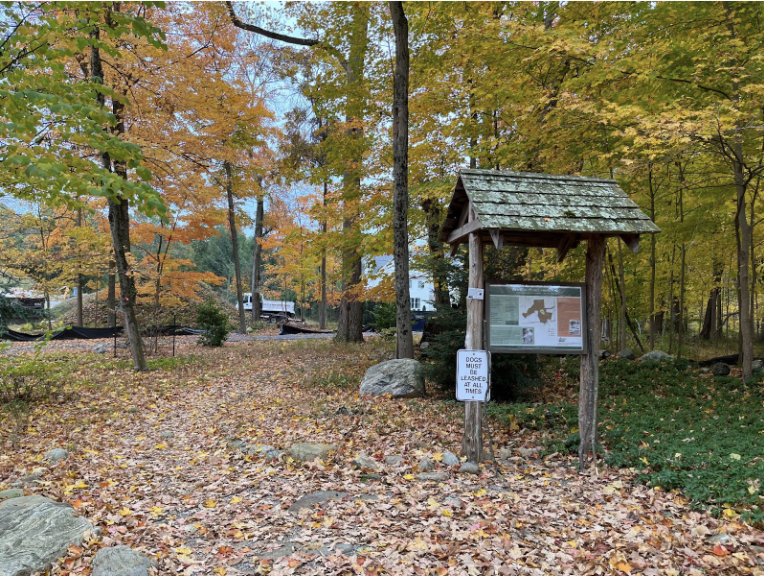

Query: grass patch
left=493, top=357, right=764, bottom=522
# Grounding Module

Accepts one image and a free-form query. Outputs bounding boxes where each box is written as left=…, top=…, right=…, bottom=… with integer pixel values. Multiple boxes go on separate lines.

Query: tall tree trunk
left=107, top=259, right=116, bottom=328
left=319, top=181, right=328, bottom=329
left=336, top=4, right=369, bottom=344
left=389, top=1, right=413, bottom=359
left=423, top=198, right=449, bottom=307
left=225, top=161, right=246, bottom=333
left=617, top=239, right=627, bottom=350
left=92, top=16, right=146, bottom=370
left=648, top=166, right=657, bottom=350
left=251, top=186, right=264, bottom=323
left=76, top=205, right=83, bottom=326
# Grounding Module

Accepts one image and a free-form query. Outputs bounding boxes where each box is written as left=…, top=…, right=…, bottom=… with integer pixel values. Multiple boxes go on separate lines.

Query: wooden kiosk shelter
left=441, top=169, right=660, bottom=470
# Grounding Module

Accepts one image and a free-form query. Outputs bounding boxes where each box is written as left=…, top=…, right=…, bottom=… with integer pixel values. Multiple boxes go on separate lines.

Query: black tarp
left=1, top=326, right=124, bottom=341
left=279, top=324, right=334, bottom=336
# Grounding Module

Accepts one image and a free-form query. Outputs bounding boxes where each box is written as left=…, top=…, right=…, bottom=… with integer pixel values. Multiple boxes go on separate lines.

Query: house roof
left=440, top=169, right=659, bottom=259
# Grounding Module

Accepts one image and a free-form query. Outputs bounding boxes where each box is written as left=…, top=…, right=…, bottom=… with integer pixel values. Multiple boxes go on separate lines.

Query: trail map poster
left=486, top=283, right=586, bottom=354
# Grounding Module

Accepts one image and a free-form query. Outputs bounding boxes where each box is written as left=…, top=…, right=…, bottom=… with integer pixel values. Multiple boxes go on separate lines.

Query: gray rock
left=708, top=533, right=734, bottom=546
left=0, top=495, right=93, bottom=576
left=0, top=489, right=23, bottom=500
left=753, top=360, right=764, bottom=373
left=416, top=472, right=448, bottom=482
left=247, top=444, right=276, bottom=457
left=640, top=350, right=674, bottom=362
left=458, top=462, right=480, bottom=475
left=441, top=451, right=460, bottom=466
left=352, top=454, right=379, bottom=472
left=444, top=496, right=462, bottom=509
left=419, top=342, right=430, bottom=351
left=159, top=431, right=174, bottom=440
left=44, top=448, right=69, bottom=463
left=518, top=446, right=542, bottom=458
left=417, top=457, right=435, bottom=472
left=92, top=546, right=154, bottom=576
left=289, top=442, right=336, bottom=462
left=116, top=341, right=128, bottom=350
left=712, top=362, right=731, bottom=376
left=259, top=541, right=302, bottom=560
left=600, top=350, right=611, bottom=360
left=617, top=349, right=635, bottom=360
left=226, top=438, right=247, bottom=451
left=93, top=343, right=108, bottom=354
left=10, top=470, right=45, bottom=488
left=384, top=455, right=404, bottom=466
left=497, top=448, right=514, bottom=459
left=360, top=359, right=425, bottom=398
left=700, top=367, right=711, bottom=375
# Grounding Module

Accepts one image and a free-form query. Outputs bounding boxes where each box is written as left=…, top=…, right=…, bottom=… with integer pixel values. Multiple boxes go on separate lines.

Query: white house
left=365, top=255, right=435, bottom=311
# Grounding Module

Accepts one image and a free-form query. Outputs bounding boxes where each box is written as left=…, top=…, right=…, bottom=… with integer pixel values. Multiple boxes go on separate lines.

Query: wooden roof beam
left=557, top=233, right=578, bottom=263
left=620, top=234, right=640, bottom=253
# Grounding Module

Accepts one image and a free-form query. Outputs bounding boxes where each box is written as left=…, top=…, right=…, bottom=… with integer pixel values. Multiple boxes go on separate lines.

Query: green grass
left=492, top=357, right=764, bottom=523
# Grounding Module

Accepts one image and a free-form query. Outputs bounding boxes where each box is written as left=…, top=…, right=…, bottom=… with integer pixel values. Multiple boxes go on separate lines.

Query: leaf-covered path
left=1, top=339, right=764, bottom=575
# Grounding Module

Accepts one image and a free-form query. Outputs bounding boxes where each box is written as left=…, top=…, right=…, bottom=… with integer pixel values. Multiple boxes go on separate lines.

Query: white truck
left=241, top=293, right=296, bottom=323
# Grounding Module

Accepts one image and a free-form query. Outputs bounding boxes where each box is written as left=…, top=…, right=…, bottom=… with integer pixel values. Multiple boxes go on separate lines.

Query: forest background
left=1, top=1, right=762, bottom=374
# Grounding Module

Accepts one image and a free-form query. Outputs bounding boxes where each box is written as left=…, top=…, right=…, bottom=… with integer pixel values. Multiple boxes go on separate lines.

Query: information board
left=486, top=283, right=586, bottom=354
left=456, top=349, right=490, bottom=401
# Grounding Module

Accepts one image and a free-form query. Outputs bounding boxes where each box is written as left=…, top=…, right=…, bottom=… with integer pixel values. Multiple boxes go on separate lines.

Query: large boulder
left=712, top=362, right=731, bottom=376
left=617, top=349, right=636, bottom=360
left=360, top=359, right=425, bottom=398
left=0, top=495, right=93, bottom=576
left=640, top=350, right=674, bottom=363
left=92, top=546, right=154, bottom=576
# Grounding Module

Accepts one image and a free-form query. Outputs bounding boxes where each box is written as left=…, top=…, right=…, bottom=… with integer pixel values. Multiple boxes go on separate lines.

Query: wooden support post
left=578, top=234, right=605, bottom=472
left=462, top=223, right=485, bottom=463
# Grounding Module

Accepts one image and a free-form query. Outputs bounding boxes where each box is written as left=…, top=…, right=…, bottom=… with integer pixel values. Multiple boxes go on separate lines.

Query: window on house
left=419, top=281, right=425, bottom=289
left=411, top=298, right=421, bottom=309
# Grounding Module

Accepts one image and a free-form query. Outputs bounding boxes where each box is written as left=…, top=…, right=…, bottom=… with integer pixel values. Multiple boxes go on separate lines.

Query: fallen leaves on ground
left=1, top=338, right=764, bottom=575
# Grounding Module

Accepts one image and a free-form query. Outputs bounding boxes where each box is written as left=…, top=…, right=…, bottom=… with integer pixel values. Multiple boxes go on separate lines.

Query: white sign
left=456, top=349, right=490, bottom=402
left=467, top=287, right=484, bottom=300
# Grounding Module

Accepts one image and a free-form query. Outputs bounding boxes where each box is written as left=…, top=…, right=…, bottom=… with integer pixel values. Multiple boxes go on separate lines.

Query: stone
left=116, top=341, right=128, bottom=350
left=289, top=443, right=336, bottom=462
left=497, top=448, right=514, bottom=459
left=459, top=462, right=480, bottom=475
left=444, top=496, right=462, bottom=509
left=0, top=495, right=93, bottom=576
left=753, top=359, right=764, bottom=373
left=441, top=451, right=460, bottom=466
left=708, top=533, right=734, bottom=546
left=712, top=362, right=731, bottom=376
left=417, top=457, right=435, bottom=472
left=44, top=448, right=69, bottom=463
left=352, top=454, right=379, bottom=472
left=416, top=472, right=448, bottom=482
left=600, top=349, right=611, bottom=360
left=247, top=444, right=275, bottom=456
left=92, top=546, right=154, bottom=576
left=518, top=446, right=543, bottom=458
left=93, top=343, right=108, bottom=354
left=640, top=350, right=674, bottom=363
left=617, top=348, right=635, bottom=360
left=359, top=359, right=425, bottom=398
left=0, top=489, right=23, bottom=500
left=384, top=455, right=404, bottom=466
left=11, top=470, right=45, bottom=488
left=419, top=341, right=430, bottom=351
left=226, top=438, right=247, bottom=451
left=159, top=431, right=174, bottom=440
left=638, top=350, right=666, bottom=364
left=700, top=367, right=711, bottom=375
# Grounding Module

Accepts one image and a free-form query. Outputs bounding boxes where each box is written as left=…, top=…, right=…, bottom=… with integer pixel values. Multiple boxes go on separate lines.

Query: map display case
left=485, top=283, right=586, bottom=354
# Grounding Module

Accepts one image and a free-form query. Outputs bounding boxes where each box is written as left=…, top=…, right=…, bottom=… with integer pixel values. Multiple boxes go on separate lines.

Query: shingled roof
left=440, top=169, right=659, bottom=260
